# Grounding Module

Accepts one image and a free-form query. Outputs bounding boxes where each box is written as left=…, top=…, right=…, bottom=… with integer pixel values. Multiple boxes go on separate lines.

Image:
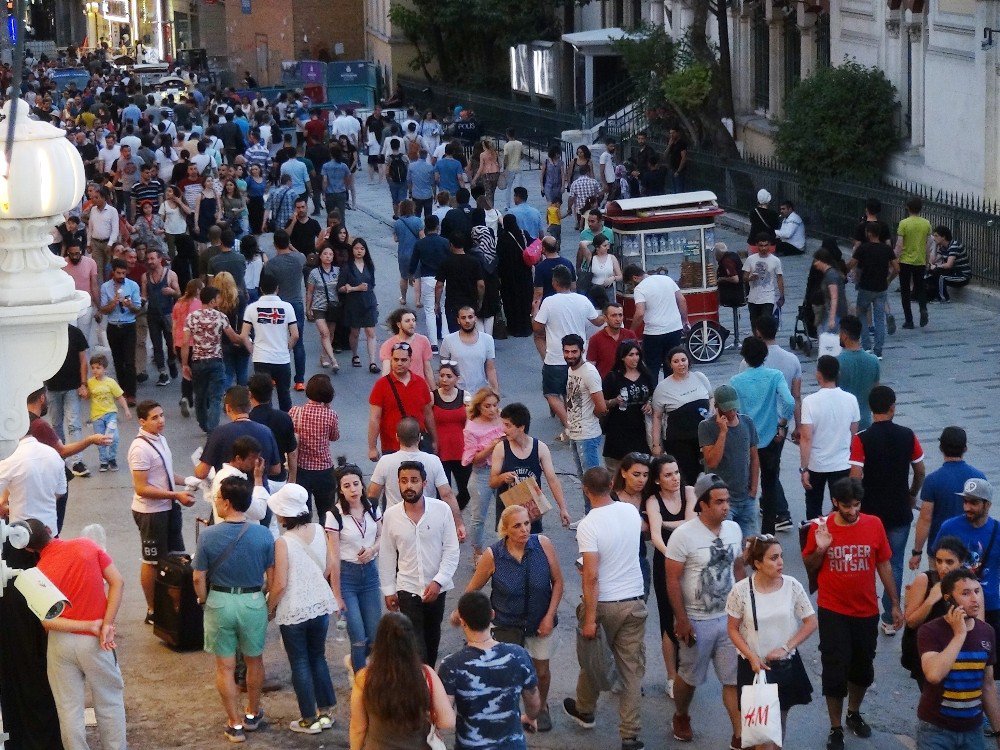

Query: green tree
left=389, top=0, right=565, bottom=90
left=776, top=61, right=899, bottom=183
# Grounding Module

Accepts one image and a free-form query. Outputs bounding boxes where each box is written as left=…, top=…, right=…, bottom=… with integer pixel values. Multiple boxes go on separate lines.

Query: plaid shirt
left=569, top=175, right=602, bottom=207
left=266, top=185, right=297, bottom=229
left=289, top=401, right=340, bottom=470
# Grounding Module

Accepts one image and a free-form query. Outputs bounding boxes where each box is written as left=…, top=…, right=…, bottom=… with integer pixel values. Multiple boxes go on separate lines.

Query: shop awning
left=561, top=28, right=636, bottom=56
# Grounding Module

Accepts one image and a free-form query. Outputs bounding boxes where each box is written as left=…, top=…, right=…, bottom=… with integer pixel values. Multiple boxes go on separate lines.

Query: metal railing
left=686, top=150, right=1000, bottom=286
left=396, top=77, right=577, bottom=168
left=580, top=79, right=639, bottom=130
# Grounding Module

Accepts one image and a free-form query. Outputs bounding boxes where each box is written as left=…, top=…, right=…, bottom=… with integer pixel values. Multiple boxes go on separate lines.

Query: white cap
left=757, top=189, right=772, bottom=204
left=267, top=483, right=310, bottom=518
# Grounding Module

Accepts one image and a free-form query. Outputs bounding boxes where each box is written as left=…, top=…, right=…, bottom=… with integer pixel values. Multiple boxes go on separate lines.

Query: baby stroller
left=790, top=303, right=817, bottom=356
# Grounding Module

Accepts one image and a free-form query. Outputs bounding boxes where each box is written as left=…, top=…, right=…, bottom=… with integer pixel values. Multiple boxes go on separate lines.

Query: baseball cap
left=267, top=483, right=310, bottom=517
left=714, top=384, right=740, bottom=412
left=957, top=477, right=993, bottom=504
left=693, top=472, right=728, bottom=503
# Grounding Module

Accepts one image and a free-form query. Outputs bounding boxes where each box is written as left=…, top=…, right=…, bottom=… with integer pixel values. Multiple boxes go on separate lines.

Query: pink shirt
left=462, top=418, right=504, bottom=468
left=63, top=255, right=98, bottom=299
left=379, top=333, right=434, bottom=381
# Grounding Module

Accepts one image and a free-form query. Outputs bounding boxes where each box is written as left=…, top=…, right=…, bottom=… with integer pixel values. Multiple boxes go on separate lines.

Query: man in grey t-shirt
left=697, top=384, right=759, bottom=537
left=265, top=230, right=306, bottom=387
left=438, top=307, right=499, bottom=394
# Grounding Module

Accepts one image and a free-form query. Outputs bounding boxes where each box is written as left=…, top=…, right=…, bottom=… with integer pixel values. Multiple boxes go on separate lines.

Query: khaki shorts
left=524, top=633, right=553, bottom=661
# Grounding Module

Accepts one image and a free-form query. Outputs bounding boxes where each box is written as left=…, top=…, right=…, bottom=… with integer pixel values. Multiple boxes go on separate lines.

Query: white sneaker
left=667, top=678, right=675, bottom=699
left=879, top=621, right=896, bottom=636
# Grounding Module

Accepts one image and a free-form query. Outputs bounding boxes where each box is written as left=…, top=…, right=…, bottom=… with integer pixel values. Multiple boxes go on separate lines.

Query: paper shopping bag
left=499, top=477, right=552, bottom=522
left=818, top=331, right=841, bottom=358
left=741, top=671, right=781, bottom=747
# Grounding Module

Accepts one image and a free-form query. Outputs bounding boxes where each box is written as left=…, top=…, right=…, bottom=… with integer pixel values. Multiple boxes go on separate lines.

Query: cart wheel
left=803, top=339, right=813, bottom=356
left=687, top=321, right=725, bottom=363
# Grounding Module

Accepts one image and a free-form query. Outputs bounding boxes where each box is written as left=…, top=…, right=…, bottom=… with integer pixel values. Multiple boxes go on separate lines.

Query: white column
left=584, top=53, right=594, bottom=108
left=767, top=13, right=785, bottom=117
left=979, top=0, right=1000, bottom=199
left=907, top=20, right=926, bottom=147
left=799, top=7, right=817, bottom=81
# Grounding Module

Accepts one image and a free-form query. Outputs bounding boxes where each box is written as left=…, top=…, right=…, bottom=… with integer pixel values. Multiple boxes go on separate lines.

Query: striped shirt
left=132, top=177, right=165, bottom=212
left=917, top=617, right=995, bottom=731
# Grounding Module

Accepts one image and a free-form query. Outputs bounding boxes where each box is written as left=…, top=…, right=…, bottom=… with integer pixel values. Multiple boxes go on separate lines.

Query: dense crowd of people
left=0, top=50, right=993, bottom=750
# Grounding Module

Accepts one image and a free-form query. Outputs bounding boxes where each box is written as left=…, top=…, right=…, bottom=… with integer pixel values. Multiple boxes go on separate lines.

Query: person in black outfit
left=747, top=189, right=781, bottom=247
left=247, top=372, right=298, bottom=488
left=639, top=152, right=669, bottom=197
left=496, top=214, right=534, bottom=337
left=441, top=187, right=475, bottom=249
left=435, top=233, right=485, bottom=333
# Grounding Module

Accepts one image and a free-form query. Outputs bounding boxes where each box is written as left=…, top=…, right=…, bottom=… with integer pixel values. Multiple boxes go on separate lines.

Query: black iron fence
left=620, top=141, right=1000, bottom=287
left=396, top=77, right=578, bottom=169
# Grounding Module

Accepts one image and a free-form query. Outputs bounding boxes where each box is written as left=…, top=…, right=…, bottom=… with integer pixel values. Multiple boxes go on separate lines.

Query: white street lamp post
left=0, top=99, right=88, bottom=460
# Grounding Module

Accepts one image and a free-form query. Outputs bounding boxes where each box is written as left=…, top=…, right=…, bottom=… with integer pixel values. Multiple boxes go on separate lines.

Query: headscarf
left=471, top=224, right=497, bottom=273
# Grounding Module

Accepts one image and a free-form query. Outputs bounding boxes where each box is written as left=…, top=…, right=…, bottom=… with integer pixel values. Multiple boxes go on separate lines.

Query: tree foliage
left=389, top=0, right=567, bottom=90
left=776, top=61, right=899, bottom=183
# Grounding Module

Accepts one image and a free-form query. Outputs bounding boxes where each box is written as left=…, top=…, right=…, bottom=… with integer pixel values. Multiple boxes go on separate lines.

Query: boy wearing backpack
left=385, top=138, right=410, bottom=219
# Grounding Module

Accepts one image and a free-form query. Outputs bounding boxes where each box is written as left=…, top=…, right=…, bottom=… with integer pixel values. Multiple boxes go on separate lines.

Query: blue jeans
left=883, top=523, right=910, bottom=624
left=222, top=345, right=250, bottom=388
left=727, top=494, right=760, bottom=538
left=92, top=413, right=118, bottom=464
left=340, top=561, right=382, bottom=672
left=289, top=300, right=306, bottom=384
left=469, top=464, right=493, bottom=551
left=642, top=330, right=685, bottom=380
left=856, top=289, right=887, bottom=355
left=191, top=358, right=226, bottom=433
left=572, top=435, right=604, bottom=513
left=279, top=614, right=336, bottom=719
left=916, top=720, right=984, bottom=750
left=47, top=388, right=82, bottom=445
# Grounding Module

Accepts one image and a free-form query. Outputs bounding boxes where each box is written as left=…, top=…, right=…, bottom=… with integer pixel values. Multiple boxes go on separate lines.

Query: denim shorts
left=203, top=590, right=268, bottom=658
left=541, top=364, right=569, bottom=396
left=388, top=181, right=407, bottom=205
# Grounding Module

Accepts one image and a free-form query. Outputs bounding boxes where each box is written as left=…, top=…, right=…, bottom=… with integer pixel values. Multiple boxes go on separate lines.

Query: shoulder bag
left=206, top=522, right=251, bottom=588
left=385, top=375, right=434, bottom=453
left=970, top=519, right=999, bottom=581
left=747, top=575, right=793, bottom=681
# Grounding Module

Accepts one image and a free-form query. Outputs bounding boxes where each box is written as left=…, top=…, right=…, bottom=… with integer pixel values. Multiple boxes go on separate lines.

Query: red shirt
left=369, top=372, right=432, bottom=453
left=802, top=513, right=891, bottom=617
left=37, top=538, right=112, bottom=636
left=586, top=326, right=637, bottom=379
left=305, top=119, right=326, bottom=146
left=29, top=413, right=61, bottom=452
left=432, top=390, right=467, bottom=462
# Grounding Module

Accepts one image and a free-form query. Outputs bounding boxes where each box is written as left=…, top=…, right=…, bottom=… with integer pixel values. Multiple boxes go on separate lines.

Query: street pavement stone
left=60, top=165, right=997, bottom=749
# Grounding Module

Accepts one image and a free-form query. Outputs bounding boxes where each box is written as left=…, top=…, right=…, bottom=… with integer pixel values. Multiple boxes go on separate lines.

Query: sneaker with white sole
left=318, top=712, right=335, bottom=730
left=70, top=460, right=91, bottom=478
left=179, top=397, right=191, bottom=418
left=224, top=725, right=246, bottom=743
left=879, top=620, right=897, bottom=636
left=774, top=517, right=793, bottom=531
left=289, top=718, right=321, bottom=734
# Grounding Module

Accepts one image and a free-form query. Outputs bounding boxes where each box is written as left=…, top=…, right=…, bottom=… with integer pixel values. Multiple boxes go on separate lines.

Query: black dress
left=651, top=488, right=686, bottom=644
left=496, top=228, right=534, bottom=336
left=601, top=369, right=654, bottom=459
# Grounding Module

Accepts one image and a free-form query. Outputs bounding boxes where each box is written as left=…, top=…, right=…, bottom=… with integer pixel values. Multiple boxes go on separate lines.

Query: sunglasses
left=440, top=359, right=459, bottom=367
left=391, top=342, right=412, bottom=352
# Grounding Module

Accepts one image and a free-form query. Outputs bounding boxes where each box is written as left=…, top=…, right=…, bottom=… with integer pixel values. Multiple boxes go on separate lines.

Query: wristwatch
left=798, top=467, right=808, bottom=474
left=911, top=549, right=922, bottom=556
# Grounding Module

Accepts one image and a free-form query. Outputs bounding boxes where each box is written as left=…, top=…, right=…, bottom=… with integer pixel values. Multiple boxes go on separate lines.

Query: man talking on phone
left=664, top=473, right=745, bottom=746
left=803, top=477, right=901, bottom=750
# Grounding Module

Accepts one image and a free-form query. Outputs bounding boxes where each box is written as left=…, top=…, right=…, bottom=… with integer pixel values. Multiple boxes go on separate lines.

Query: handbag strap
left=138, top=435, right=174, bottom=491
left=385, top=375, right=410, bottom=419
left=424, top=665, right=437, bottom=724
left=285, top=525, right=325, bottom=573
left=207, top=522, right=251, bottom=582
left=748, top=574, right=759, bottom=632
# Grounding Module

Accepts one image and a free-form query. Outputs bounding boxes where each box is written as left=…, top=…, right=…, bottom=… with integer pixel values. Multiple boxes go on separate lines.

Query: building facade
left=225, top=0, right=365, bottom=86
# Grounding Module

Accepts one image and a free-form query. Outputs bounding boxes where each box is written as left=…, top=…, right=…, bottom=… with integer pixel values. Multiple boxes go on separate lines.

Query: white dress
left=590, top=253, right=615, bottom=288
left=274, top=524, right=336, bottom=626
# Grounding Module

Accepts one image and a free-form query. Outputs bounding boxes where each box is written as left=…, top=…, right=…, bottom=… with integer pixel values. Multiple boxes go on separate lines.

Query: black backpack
left=388, top=154, right=408, bottom=183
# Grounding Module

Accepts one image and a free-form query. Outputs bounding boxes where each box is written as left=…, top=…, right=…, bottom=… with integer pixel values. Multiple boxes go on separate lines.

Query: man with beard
left=62, top=240, right=101, bottom=347
left=438, top=306, right=498, bottom=395
left=378, top=461, right=460, bottom=665
left=562, top=334, right=606, bottom=509
left=803, top=477, right=901, bottom=750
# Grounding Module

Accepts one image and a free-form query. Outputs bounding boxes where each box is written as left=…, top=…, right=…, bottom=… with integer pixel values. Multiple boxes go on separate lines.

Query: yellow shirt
left=897, top=215, right=931, bottom=266
left=87, top=376, right=123, bottom=420
left=546, top=205, right=561, bottom=226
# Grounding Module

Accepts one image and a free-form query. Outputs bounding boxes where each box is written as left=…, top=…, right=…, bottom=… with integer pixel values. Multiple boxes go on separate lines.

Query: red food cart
left=604, top=191, right=729, bottom=363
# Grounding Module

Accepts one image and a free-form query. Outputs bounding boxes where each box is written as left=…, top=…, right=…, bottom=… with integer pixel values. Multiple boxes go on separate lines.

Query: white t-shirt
left=333, top=115, right=361, bottom=145
left=725, top=574, right=814, bottom=658
left=566, top=362, right=603, bottom=440
left=665, top=516, right=742, bottom=620
left=243, top=294, right=297, bottom=364
left=191, top=152, right=212, bottom=175
left=598, top=150, right=616, bottom=183
left=371, top=449, right=449, bottom=507
left=438, top=330, right=495, bottom=394
left=432, top=143, right=449, bottom=161
left=98, top=144, right=121, bottom=171
left=325, top=504, right=381, bottom=561
left=742, top=253, right=783, bottom=305
left=800, top=387, right=860, bottom=472
left=633, top=275, right=682, bottom=335
left=534, top=292, right=600, bottom=366
left=576, top=501, right=644, bottom=601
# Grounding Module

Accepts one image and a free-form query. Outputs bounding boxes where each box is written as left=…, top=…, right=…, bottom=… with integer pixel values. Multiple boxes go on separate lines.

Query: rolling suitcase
left=153, top=552, right=204, bottom=650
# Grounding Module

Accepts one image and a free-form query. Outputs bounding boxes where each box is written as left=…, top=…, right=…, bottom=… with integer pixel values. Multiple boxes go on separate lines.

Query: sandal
left=369, top=363, right=380, bottom=374
left=320, top=359, right=330, bottom=369
left=330, top=360, right=340, bottom=374
left=352, top=355, right=361, bottom=368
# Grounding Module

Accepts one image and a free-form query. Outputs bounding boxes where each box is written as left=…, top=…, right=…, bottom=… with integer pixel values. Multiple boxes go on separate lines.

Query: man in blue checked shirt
left=98, top=258, right=142, bottom=404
